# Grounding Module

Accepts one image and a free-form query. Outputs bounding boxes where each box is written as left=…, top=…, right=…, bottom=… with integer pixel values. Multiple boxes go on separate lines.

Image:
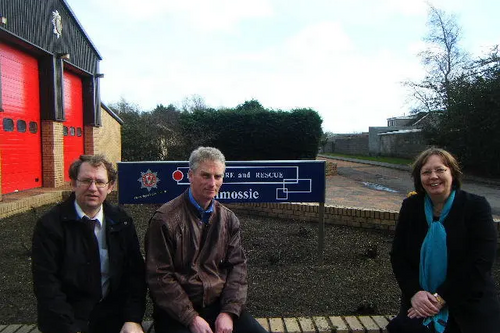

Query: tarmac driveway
left=324, top=158, right=500, bottom=219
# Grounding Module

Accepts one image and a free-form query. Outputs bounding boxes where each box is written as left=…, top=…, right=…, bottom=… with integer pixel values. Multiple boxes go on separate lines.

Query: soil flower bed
left=1, top=202, right=499, bottom=324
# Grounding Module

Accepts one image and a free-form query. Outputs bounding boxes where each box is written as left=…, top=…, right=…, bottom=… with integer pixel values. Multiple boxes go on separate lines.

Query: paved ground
left=325, top=161, right=408, bottom=212
left=322, top=156, right=500, bottom=219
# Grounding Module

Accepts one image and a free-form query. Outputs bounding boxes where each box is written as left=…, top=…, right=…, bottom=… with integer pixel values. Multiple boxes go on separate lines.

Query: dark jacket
left=32, top=193, right=146, bottom=333
left=390, top=189, right=500, bottom=332
left=145, top=190, right=247, bottom=327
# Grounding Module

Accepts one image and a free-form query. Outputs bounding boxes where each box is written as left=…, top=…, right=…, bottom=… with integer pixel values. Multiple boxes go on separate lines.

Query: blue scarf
left=419, top=190, right=455, bottom=333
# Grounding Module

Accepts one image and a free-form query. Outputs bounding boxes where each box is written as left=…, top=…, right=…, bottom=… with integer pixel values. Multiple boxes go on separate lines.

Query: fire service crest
left=138, top=169, right=160, bottom=192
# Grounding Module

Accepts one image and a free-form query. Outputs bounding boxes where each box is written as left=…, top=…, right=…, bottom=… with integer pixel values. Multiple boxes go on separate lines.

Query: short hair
left=69, top=154, right=117, bottom=184
left=189, top=147, right=226, bottom=172
left=411, top=147, right=462, bottom=195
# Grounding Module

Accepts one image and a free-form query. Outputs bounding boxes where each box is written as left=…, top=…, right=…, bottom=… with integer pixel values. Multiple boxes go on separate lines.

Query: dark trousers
left=85, top=297, right=125, bottom=333
left=153, top=302, right=267, bottom=333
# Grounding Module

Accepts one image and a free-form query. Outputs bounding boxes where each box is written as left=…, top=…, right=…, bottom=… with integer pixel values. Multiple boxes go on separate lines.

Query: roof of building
left=378, top=128, right=422, bottom=136
left=101, top=103, right=123, bottom=125
left=61, top=0, right=102, bottom=59
left=387, top=115, right=415, bottom=121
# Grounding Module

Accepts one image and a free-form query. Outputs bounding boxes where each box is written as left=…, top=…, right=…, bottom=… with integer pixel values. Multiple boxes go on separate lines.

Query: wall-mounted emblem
left=51, top=10, right=63, bottom=38
left=138, top=169, right=161, bottom=192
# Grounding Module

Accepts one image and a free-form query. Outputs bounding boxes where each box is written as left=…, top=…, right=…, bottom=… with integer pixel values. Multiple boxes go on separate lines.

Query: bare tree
left=110, top=97, right=141, bottom=114
left=405, top=4, right=470, bottom=113
left=180, top=94, right=208, bottom=112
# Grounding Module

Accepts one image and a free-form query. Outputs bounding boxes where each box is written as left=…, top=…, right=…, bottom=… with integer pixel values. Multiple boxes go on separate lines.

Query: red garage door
left=0, top=43, right=42, bottom=194
left=63, top=71, right=84, bottom=182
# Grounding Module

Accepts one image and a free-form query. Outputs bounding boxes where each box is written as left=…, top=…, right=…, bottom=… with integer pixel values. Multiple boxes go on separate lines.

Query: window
left=76, top=127, right=82, bottom=137
left=3, top=118, right=14, bottom=131
left=17, top=120, right=27, bottom=133
left=69, top=127, right=75, bottom=136
left=63, top=126, right=68, bottom=136
left=29, top=121, right=38, bottom=134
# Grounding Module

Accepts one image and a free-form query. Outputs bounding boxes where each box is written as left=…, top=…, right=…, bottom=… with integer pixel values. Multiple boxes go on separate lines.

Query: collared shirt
left=188, top=188, right=214, bottom=224
left=74, top=201, right=110, bottom=298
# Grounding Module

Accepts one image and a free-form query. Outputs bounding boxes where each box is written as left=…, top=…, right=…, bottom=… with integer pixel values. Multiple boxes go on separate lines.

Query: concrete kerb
left=0, top=316, right=395, bottom=333
left=317, top=154, right=411, bottom=171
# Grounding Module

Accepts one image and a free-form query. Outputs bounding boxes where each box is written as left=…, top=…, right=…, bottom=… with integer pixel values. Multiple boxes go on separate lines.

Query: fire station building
left=0, top=0, right=122, bottom=201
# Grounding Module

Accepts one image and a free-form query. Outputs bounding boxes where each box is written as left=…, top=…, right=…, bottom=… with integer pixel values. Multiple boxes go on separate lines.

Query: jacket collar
left=442, top=189, right=464, bottom=228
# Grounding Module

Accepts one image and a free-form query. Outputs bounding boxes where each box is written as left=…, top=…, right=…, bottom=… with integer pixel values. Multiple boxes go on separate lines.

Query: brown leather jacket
left=145, top=190, right=248, bottom=327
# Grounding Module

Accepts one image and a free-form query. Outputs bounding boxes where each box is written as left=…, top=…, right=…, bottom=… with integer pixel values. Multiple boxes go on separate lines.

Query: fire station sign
left=118, top=160, right=325, bottom=204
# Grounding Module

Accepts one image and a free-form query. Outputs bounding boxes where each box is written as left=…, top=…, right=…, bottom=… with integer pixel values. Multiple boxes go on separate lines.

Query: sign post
left=318, top=202, right=325, bottom=263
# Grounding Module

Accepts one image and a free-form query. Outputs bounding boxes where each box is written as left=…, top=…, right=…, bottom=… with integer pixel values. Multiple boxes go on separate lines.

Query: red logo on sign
left=172, top=170, right=184, bottom=182
left=142, top=172, right=157, bottom=187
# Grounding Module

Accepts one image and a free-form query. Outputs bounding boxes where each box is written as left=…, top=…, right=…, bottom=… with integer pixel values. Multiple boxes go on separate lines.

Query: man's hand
left=215, top=312, right=233, bottom=333
left=189, top=316, right=214, bottom=333
left=408, top=291, right=441, bottom=319
left=119, top=321, right=144, bottom=333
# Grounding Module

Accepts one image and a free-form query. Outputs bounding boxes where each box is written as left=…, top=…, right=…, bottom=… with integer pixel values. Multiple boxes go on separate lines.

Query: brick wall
left=226, top=202, right=398, bottom=231
left=93, top=108, right=122, bottom=165
left=84, top=125, right=96, bottom=155
left=227, top=202, right=500, bottom=238
left=0, top=151, right=2, bottom=201
left=41, top=121, right=65, bottom=188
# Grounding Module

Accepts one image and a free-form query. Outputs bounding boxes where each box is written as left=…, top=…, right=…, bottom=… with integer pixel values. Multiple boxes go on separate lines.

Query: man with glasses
left=32, top=155, right=146, bottom=333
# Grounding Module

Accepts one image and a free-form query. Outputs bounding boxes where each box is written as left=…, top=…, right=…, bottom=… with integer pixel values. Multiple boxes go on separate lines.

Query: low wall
left=226, top=202, right=398, bottom=231
left=368, top=126, right=407, bottom=156
left=323, top=134, right=369, bottom=156
left=0, top=191, right=64, bottom=219
left=226, top=202, right=500, bottom=239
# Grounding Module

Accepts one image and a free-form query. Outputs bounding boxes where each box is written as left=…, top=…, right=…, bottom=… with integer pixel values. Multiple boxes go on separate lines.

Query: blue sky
left=66, top=0, right=500, bottom=133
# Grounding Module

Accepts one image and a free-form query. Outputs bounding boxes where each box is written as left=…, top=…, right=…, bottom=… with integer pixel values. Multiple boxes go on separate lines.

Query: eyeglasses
left=421, top=167, right=448, bottom=177
left=77, top=178, right=110, bottom=188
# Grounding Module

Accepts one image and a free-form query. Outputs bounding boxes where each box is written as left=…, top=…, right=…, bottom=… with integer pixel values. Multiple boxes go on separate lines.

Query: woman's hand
left=407, top=291, right=441, bottom=318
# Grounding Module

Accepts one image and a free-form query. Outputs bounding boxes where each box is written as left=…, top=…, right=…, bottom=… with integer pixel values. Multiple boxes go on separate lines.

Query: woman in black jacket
left=388, top=148, right=500, bottom=333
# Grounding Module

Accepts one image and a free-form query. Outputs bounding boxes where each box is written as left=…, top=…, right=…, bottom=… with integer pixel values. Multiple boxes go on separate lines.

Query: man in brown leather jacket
left=145, top=147, right=266, bottom=333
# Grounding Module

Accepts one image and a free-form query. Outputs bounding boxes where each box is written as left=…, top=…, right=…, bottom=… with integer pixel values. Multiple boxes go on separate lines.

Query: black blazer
left=390, top=190, right=500, bottom=331
left=32, top=193, right=146, bottom=333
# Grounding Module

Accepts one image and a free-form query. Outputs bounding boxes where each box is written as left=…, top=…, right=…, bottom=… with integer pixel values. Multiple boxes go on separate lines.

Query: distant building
left=387, top=115, right=415, bottom=127
left=370, top=113, right=429, bottom=158
left=321, top=112, right=434, bottom=159
left=0, top=0, right=122, bottom=200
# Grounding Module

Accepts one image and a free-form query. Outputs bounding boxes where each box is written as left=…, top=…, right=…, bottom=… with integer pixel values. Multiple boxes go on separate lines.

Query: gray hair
left=189, top=147, right=226, bottom=172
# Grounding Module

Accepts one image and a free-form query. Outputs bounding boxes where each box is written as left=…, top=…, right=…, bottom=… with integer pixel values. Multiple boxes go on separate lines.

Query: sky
left=65, top=0, right=500, bottom=134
